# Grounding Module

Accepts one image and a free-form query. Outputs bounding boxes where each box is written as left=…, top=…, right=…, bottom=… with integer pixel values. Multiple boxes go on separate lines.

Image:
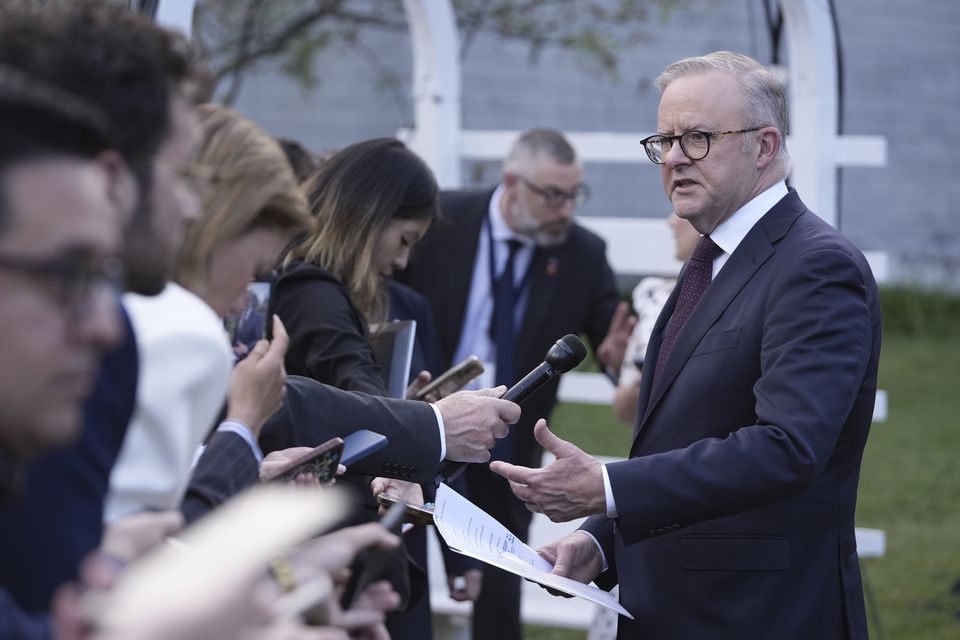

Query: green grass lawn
left=521, top=333, right=960, bottom=639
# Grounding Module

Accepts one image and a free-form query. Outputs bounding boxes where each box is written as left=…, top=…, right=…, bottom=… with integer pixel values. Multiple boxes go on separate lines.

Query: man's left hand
left=490, top=419, right=606, bottom=522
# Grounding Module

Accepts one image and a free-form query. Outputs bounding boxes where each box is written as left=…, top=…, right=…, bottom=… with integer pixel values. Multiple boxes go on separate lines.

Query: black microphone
left=501, top=334, right=587, bottom=404
left=435, top=334, right=587, bottom=485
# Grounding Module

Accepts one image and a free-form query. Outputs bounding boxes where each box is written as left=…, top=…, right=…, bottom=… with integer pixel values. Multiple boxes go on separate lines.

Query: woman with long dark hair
left=271, top=138, right=439, bottom=395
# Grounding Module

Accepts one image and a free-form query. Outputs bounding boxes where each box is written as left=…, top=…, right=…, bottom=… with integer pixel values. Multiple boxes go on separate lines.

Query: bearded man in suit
left=400, top=127, right=626, bottom=640
left=492, top=52, right=881, bottom=640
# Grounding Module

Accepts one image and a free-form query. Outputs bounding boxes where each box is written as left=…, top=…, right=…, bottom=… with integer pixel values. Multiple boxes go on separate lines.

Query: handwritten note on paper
left=433, top=483, right=633, bottom=619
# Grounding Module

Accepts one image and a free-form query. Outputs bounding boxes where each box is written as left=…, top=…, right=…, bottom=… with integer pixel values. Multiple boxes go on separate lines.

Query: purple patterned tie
left=652, top=235, right=724, bottom=392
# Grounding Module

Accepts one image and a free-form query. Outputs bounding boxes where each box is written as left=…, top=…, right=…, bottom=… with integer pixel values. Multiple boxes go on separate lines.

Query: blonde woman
left=105, top=104, right=313, bottom=522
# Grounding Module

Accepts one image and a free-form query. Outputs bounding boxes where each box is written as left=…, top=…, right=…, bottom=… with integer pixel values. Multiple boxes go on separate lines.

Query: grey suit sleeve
left=259, top=375, right=442, bottom=484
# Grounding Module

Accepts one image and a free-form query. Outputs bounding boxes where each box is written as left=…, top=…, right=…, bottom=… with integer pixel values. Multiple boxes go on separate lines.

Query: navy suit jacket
left=582, top=190, right=881, bottom=639
left=0, top=306, right=137, bottom=613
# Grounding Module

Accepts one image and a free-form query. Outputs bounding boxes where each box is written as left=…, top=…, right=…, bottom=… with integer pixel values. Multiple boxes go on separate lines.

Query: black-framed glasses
left=0, top=254, right=123, bottom=317
left=516, top=175, right=591, bottom=207
left=639, top=127, right=764, bottom=164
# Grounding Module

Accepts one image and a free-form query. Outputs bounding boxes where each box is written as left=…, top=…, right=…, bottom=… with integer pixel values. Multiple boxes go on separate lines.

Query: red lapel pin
left=545, top=257, right=559, bottom=277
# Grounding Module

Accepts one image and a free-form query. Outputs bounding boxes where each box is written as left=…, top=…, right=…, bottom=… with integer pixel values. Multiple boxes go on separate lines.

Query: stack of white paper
left=433, top=483, right=632, bottom=618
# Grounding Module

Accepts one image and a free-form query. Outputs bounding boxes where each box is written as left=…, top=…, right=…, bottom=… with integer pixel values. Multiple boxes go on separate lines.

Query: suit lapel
left=440, top=196, right=488, bottom=363
left=633, top=190, right=806, bottom=447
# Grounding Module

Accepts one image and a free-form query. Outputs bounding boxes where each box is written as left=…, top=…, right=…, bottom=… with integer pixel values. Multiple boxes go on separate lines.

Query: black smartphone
left=340, top=429, right=389, bottom=467
left=260, top=437, right=344, bottom=483
left=339, top=500, right=407, bottom=609
left=413, top=355, right=485, bottom=401
left=377, top=493, right=435, bottom=526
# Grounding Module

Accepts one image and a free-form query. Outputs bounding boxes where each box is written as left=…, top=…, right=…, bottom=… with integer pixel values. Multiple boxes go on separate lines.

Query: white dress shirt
left=451, top=184, right=535, bottom=388
left=105, top=283, right=233, bottom=522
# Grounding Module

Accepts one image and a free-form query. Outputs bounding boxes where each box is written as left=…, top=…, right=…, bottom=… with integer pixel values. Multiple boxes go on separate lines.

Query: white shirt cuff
left=602, top=464, right=618, bottom=519
left=430, top=403, right=446, bottom=461
left=576, top=530, right=609, bottom=573
left=218, top=419, right=263, bottom=465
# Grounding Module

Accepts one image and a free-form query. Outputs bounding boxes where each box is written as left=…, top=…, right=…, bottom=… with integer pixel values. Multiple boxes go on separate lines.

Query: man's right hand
left=537, top=531, right=603, bottom=585
left=436, top=387, right=519, bottom=462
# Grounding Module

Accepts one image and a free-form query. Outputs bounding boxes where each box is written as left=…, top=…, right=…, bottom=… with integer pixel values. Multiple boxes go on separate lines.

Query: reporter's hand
left=595, top=301, right=635, bottom=375
left=227, top=315, right=289, bottom=438
left=404, top=370, right=434, bottom=401
left=100, top=510, right=183, bottom=563
left=436, top=387, right=519, bottom=462
left=447, top=569, right=482, bottom=601
left=259, top=447, right=327, bottom=487
left=289, top=523, right=401, bottom=581
left=331, top=580, right=397, bottom=640
left=369, top=478, right=423, bottom=514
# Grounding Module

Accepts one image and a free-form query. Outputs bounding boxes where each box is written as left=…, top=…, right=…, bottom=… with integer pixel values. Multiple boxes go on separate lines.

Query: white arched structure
left=155, top=0, right=886, bottom=271
left=398, top=0, right=887, bottom=277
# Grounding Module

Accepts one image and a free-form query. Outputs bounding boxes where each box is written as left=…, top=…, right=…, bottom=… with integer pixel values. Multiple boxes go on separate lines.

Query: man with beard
left=399, top=127, right=623, bottom=640
left=0, top=2, right=202, bottom=614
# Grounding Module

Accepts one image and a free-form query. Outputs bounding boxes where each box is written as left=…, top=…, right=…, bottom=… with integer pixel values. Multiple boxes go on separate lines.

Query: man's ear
left=755, top=127, right=781, bottom=170
left=499, top=172, right=519, bottom=211
left=96, top=150, right=139, bottom=225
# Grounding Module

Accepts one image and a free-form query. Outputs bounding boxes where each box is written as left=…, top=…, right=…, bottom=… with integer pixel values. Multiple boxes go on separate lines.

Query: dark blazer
left=400, top=188, right=620, bottom=474
left=269, top=261, right=385, bottom=396
left=582, top=190, right=881, bottom=639
left=183, top=375, right=442, bottom=519
left=259, top=375, right=442, bottom=484
left=0, top=306, right=138, bottom=613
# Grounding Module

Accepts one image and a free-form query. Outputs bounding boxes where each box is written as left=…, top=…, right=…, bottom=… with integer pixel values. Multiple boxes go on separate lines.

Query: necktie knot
left=691, top=235, right=723, bottom=264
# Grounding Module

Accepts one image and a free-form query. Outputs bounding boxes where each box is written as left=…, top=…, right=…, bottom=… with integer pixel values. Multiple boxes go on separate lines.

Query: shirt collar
left=710, top=181, right=788, bottom=257
left=490, top=183, right=535, bottom=247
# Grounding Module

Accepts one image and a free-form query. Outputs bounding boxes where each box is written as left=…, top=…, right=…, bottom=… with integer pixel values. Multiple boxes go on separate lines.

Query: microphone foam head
left=545, top=334, right=587, bottom=373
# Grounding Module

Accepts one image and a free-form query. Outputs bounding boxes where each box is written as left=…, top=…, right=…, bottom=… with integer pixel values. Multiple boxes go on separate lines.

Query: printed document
left=433, top=483, right=632, bottom=618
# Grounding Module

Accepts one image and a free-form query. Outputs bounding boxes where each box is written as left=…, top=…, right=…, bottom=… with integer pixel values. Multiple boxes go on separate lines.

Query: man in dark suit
left=0, top=4, right=203, bottom=614
left=0, top=67, right=125, bottom=636
left=491, top=52, right=881, bottom=639
left=400, top=128, right=624, bottom=640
